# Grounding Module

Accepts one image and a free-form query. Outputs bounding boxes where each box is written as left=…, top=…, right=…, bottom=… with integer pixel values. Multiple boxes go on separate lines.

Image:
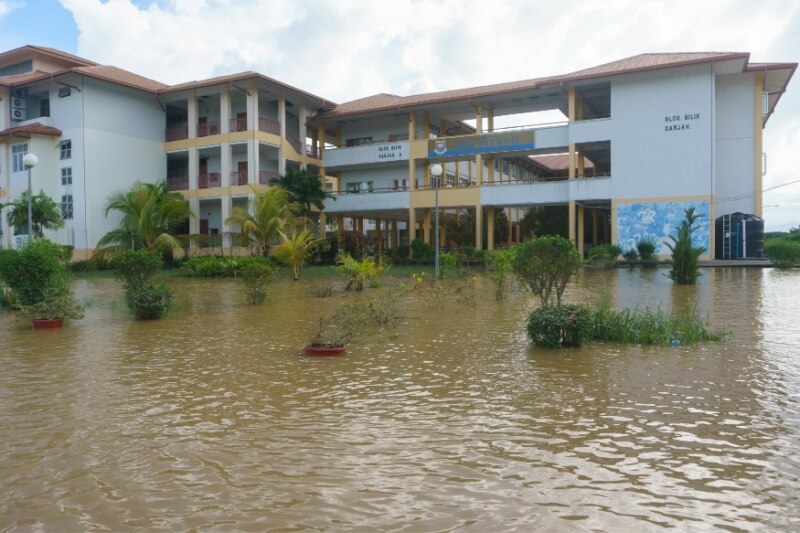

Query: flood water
left=1, top=267, right=799, bottom=531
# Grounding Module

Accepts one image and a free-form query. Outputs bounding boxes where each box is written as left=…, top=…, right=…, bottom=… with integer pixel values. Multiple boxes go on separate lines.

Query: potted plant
left=22, top=287, right=84, bottom=329
left=305, top=317, right=350, bottom=355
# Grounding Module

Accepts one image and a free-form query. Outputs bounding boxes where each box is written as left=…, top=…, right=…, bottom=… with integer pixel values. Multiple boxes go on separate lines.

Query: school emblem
left=433, top=140, right=447, bottom=156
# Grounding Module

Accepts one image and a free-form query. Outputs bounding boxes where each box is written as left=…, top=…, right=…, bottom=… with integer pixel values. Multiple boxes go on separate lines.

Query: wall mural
left=616, top=200, right=711, bottom=253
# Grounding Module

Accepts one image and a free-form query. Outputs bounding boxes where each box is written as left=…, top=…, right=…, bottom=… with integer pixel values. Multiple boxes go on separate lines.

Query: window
left=40, top=98, right=50, bottom=117
left=61, top=167, right=73, bottom=185
left=58, top=87, right=71, bottom=98
left=61, top=195, right=73, bottom=220
left=12, top=144, right=27, bottom=173
left=346, top=181, right=374, bottom=193
left=60, top=140, right=72, bottom=160
left=345, top=136, right=373, bottom=147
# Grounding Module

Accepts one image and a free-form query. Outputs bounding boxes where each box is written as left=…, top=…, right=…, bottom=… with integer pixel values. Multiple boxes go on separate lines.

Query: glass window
left=61, top=195, right=73, bottom=220
left=60, top=140, right=72, bottom=160
left=12, top=144, right=27, bottom=173
left=61, top=167, right=73, bottom=185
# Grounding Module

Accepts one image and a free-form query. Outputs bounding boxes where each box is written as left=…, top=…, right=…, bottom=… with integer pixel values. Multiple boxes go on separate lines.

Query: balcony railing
left=166, top=176, right=189, bottom=190
left=286, top=132, right=302, bottom=154
left=307, top=144, right=319, bottom=158
left=258, top=170, right=281, bottom=185
left=230, top=171, right=248, bottom=186
left=197, top=121, right=221, bottom=137
left=258, top=117, right=280, bottom=135
left=229, top=116, right=248, bottom=132
left=165, top=124, right=188, bottom=141
left=199, top=172, right=221, bottom=189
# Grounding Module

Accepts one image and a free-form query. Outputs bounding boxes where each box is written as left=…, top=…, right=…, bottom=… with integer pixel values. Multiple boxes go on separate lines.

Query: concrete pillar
left=577, top=205, right=585, bottom=257
left=609, top=200, right=617, bottom=246
left=423, top=209, right=431, bottom=244
left=189, top=197, right=200, bottom=236
left=487, top=156, right=494, bottom=183
left=568, top=144, right=576, bottom=180
left=474, top=103, right=483, bottom=186
left=277, top=95, right=286, bottom=175
left=592, top=210, right=598, bottom=244
left=568, top=200, right=576, bottom=244
left=487, top=106, right=494, bottom=132
left=475, top=206, right=483, bottom=250
left=507, top=209, right=514, bottom=245
left=408, top=112, right=416, bottom=191
left=408, top=207, right=416, bottom=249
left=336, top=215, right=344, bottom=234
left=248, top=141, right=259, bottom=185
left=221, top=144, right=232, bottom=186
left=187, top=90, right=198, bottom=138
left=577, top=147, right=585, bottom=178
left=567, top=86, right=576, bottom=122
left=220, top=85, right=230, bottom=134
left=248, top=81, right=258, bottom=132
left=487, top=208, right=495, bottom=251
left=391, top=219, right=398, bottom=248
left=299, top=104, right=307, bottom=165
left=189, top=147, right=199, bottom=189
left=423, top=112, right=430, bottom=138
left=221, top=195, right=233, bottom=241
left=319, top=211, right=327, bottom=237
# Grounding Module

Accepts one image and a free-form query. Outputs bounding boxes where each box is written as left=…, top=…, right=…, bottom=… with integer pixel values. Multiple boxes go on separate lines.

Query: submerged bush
left=527, top=304, right=593, bottom=347
left=636, top=237, right=658, bottom=268
left=241, top=263, right=275, bottom=304
left=125, top=284, right=174, bottom=320
left=114, top=250, right=174, bottom=320
left=513, top=236, right=581, bottom=307
left=666, top=208, right=705, bottom=284
left=765, top=239, right=800, bottom=268
left=182, top=255, right=277, bottom=277
left=587, top=244, right=622, bottom=269
left=589, top=305, right=726, bottom=345
left=485, top=248, right=515, bottom=300
left=0, top=239, right=70, bottom=306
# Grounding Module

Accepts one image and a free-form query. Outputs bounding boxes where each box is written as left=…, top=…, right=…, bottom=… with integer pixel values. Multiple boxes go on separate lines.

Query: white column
left=248, top=140, right=259, bottom=185
left=189, top=197, right=200, bottom=235
left=187, top=90, right=198, bottom=138
left=188, top=147, right=199, bottom=189
left=221, top=195, right=233, bottom=236
left=278, top=94, right=286, bottom=177
left=220, top=85, right=230, bottom=134
left=299, top=104, right=307, bottom=168
left=250, top=82, right=259, bottom=132
left=221, top=144, right=232, bottom=186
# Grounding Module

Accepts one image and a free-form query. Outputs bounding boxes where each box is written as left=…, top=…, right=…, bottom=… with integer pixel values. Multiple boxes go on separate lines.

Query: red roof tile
left=0, top=123, right=62, bottom=139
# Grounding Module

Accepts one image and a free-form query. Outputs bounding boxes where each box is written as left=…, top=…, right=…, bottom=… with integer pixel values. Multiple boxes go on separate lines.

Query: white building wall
left=714, top=73, right=756, bottom=215
left=339, top=116, right=408, bottom=144
left=610, top=64, right=714, bottom=200
left=341, top=165, right=406, bottom=191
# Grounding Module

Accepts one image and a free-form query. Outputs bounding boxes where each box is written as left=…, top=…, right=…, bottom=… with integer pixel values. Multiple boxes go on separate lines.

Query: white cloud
left=59, top=0, right=800, bottom=228
left=0, top=0, right=23, bottom=19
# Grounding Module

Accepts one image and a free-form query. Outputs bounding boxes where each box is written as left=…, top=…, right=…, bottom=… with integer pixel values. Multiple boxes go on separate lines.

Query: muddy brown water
left=1, top=268, right=799, bottom=531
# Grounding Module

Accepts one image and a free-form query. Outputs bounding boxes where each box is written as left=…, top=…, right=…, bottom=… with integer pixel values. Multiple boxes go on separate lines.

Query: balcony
left=167, top=176, right=189, bottom=191
left=229, top=116, right=247, bottom=133
left=165, top=124, right=188, bottom=141
left=258, top=117, right=280, bottom=135
left=286, top=132, right=302, bottom=154
left=258, top=170, right=281, bottom=185
left=197, top=121, right=221, bottom=137
left=324, top=188, right=410, bottom=214
left=230, top=171, right=248, bottom=186
left=324, top=139, right=409, bottom=169
left=199, top=172, right=222, bottom=189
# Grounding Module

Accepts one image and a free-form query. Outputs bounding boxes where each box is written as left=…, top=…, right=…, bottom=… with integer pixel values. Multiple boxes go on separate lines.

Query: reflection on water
left=1, top=268, right=799, bottom=531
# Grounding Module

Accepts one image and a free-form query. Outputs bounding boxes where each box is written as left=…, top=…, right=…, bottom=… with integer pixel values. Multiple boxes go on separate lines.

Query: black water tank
left=715, top=213, right=765, bottom=259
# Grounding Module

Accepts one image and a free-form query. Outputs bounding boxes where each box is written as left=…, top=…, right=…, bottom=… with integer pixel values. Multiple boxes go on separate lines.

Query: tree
left=269, top=167, right=334, bottom=219
left=225, top=185, right=295, bottom=256
left=512, top=236, right=581, bottom=307
left=98, top=180, right=191, bottom=252
left=3, top=190, right=64, bottom=238
left=274, top=226, right=322, bottom=280
left=665, top=207, right=706, bottom=284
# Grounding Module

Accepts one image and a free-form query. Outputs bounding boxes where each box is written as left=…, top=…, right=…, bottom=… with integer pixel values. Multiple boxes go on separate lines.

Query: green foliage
left=98, top=180, right=191, bottom=252
left=765, top=238, right=800, bottom=268
left=622, top=248, right=639, bottom=266
left=0, top=239, right=70, bottom=306
left=666, top=208, right=706, bottom=284
left=225, top=185, right=295, bottom=256
left=337, top=252, right=383, bottom=291
left=589, top=305, right=727, bottom=345
left=125, top=284, right=174, bottom=320
left=587, top=244, right=622, bottom=269
left=519, top=205, right=568, bottom=239
left=439, top=251, right=461, bottom=279
left=395, top=244, right=410, bottom=261
left=3, top=190, right=65, bottom=237
left=113, top=250, right=162, bottom=290
left=241, top=263, right=275, bottom=304
left=527, top=304, right=593, bottom=347
left=636, top=236, right=658, bottom=267
left=20, top=286, right=84, bottom=320
left=485, top=248, right=515, bottom=300
left=411, top=239, right=434, bottom=262
left=270, top=167, right=335, bottom=218
left=274, top=227, right=323, bottom=280
left=312, top=292, right=402, bottom=346
left=512, top=236, right=582, bottom=307
left=181, top=255, right=277, bottom=278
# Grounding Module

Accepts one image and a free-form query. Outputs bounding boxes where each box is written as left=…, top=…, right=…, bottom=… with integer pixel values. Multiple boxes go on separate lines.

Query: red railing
left=167, top=176, right=189, bottom=190
left=198, top=172, right=221, bottom=189
left=197, top=121, right=221, bottom=137
left=165, top=124, right=188, bottom=141
left=259, top=117, right=280, bottom=135
left=258, top=170, right=281, bottom=184
left=230, top=171, right=248, bottom=186
left=229, top=116, right=247, bottom=132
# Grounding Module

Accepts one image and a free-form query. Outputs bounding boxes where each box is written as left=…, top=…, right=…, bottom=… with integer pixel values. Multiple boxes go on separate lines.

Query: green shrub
left=622, top=249, right=639, bottom=266
left=666, top=207, right=705, bottom=284
left=241, top=263, right=275, bottom=304
left=411, top=239, right=434, bottom=261
left=337, top=252, right=383, bottom=291
left=587, top=244, right=621, bottom=269
left=125, top=284, right=174, bottom=320
left=513, top=236, right=582, bottom=307
left=527, top=304, right=593, bottom=347
left=485, top=248, right=515, bottom=300
left=21, top=286, right=84, bottom=320
left=396, top=245, right=410, bottom=260
left=182, top=255, right=277, bottom=277
left=113, top=250, right=162, bottom=290
left=439, top=251, right=460, bottom=278
left=589, top=305, right=726, bottom=345
left=636, top=237, right=658, bottom=267
left=765, top=238, right=800, bottom=268
left=0, top=239, right=70, bottom=306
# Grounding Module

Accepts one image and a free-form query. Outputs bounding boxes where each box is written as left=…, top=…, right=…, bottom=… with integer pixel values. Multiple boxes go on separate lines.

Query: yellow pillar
left=408, top=112, right=416, bottom=191
left=567, top=86, right=576, bottom=122
left=568, top=144, right=576, bottom=180
left=577, top=205, right=585, bottom=257
left=487, top=156, right=495, bottom=183
left=610, top=200, right=617, bottom=246
left=319, top=211, right=327, bottom=237
left=577, top=94, right=584, bottom=121
left=408, top=207, right=416, bottom=249
left=487, top=106, right=494, bottom=132
left=475, top=206, right=483, bottom=250
left=455, top=161, right=460, bottom=186
left=568, top=201, right=576, bottom=244
left=391, top=219, right=398, bottom=248
left=487, top=208, right=495, bottom=251
left=423, top=112, right=430, bottom=138
left=577, top=147, right=585, bottom=178
left=507, top=208, right=514, bottom=245
left=754, top=71, right=764, bottom=218
left=375, top=217, right=382, bottom=246
left=591, top=209, right=598, bottom=245
left=423, top=209, right=431, bottom=244
left=336, top=215, right=344, bottom=234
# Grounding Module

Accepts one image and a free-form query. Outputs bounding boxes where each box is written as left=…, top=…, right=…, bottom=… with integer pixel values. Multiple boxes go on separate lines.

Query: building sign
left=664, top=112, right=700, bottom=132
left=427, top=130, right=536, bottom=158
left=374, top=142, right=407, bottom=161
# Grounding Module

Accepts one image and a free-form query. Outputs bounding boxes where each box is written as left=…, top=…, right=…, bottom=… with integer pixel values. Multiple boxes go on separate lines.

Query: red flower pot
left=32, top=318, right=64, bottom=329
left=304, top=344, right=346, bottom=356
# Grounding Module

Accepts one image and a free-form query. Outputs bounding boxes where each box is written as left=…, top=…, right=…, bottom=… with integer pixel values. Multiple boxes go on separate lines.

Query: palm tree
left=269, top=167, right=334, bottom=219
left=225, top=185, right=295, bottom=256
left=97, top=180, right=192, bottom=252
left=4, top=190, right=64, bottom=238
left=274, top=226, right=323, bottom=280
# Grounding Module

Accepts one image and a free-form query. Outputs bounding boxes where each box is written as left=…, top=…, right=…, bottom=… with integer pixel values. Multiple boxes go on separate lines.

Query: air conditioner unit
left=12, top=88, right=27, bottom=98
left=11, top=97, right=26, bottom=109
left=11, top=107, right=26, bottom=121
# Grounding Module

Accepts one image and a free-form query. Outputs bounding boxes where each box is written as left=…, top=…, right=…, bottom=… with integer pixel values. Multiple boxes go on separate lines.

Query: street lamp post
left=22, top=153, right=38, bottom=241
left=430, top=163, right=443, bottom=279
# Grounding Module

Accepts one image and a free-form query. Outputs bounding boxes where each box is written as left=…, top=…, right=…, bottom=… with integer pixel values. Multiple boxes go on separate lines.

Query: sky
left=1, top=0, right=798, bottom=230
